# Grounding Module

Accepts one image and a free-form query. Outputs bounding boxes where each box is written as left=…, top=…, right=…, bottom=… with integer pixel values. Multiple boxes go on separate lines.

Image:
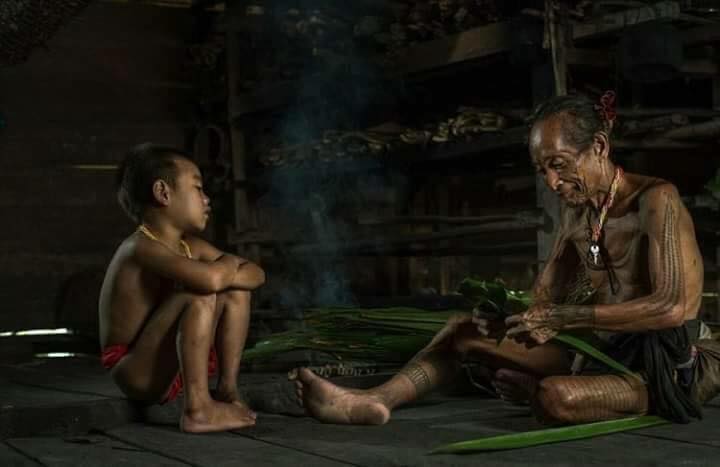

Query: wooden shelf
left=228, top=1, right=718, bottom=121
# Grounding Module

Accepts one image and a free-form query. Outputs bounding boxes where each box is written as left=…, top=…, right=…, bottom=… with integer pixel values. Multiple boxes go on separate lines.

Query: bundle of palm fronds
left=245, top=279, right=529, bottom=365
left=245, top=306, right=458, bottom=364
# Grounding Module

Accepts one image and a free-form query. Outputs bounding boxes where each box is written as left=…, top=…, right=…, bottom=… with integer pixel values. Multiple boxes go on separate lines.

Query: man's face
left=168, top=158, right=211, bottom=233
left=529, top=116, right=603, bottom=207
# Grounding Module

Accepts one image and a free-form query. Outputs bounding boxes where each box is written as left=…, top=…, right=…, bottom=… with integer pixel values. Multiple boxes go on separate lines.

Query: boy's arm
left=185, top=236, right=266, bottom=291
left=134, top=236, right=241, bottom=293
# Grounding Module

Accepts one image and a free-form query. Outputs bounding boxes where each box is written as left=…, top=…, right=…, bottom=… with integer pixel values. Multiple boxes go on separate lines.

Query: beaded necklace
left=588, top=167, right=623, bottom=266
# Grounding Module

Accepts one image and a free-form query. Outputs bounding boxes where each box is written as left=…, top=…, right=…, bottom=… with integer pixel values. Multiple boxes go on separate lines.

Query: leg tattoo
left=398, top=352, right=456, bottom=398
left=534, top=374, right=648, bottom=425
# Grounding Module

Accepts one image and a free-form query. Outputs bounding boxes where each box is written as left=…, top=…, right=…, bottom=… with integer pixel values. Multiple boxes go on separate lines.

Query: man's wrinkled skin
left=290, top=111, right=706, bottom=426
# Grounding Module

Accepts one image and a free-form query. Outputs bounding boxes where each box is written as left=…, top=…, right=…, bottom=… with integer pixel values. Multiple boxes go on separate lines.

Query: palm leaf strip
left=429, top=416, right=669, bottom=454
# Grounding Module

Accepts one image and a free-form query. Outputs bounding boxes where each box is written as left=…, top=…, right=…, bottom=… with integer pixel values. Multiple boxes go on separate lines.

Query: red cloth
left=101, top=345, right=219, bottom=405
left=161, top=347, right=219, bottom=404
left=101, top=344, right=129, bottom=369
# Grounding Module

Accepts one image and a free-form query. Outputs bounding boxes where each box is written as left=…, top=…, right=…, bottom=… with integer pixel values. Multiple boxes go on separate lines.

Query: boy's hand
left=216, top=254, right=243, bottom=272
left=234, top=261, right=266, bottom=290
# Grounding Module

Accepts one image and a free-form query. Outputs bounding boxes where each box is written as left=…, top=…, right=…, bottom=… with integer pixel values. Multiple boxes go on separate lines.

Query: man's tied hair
left=530, top=92, right=616, bottom=151
left=116, top=143, right=191, bottom=223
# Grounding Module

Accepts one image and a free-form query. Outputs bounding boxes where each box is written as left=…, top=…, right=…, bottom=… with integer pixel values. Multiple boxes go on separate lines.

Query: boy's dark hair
left=116, top=143, right=191, bottom=223
left=530, top=93, right=614, bottom=151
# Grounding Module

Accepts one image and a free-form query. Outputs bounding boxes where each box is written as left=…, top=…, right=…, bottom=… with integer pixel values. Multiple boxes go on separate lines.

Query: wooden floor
left=2, top=357, right=719, bottom=466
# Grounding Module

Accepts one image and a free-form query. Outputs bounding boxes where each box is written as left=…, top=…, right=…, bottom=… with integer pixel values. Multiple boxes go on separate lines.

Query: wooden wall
left=0, top=3, right=194, bottom=331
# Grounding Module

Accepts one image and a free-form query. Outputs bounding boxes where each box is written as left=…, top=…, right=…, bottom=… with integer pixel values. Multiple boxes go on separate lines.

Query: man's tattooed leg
left=533, top=374, right=648, bottom=425
left=392, top=351, right=459, bottom=401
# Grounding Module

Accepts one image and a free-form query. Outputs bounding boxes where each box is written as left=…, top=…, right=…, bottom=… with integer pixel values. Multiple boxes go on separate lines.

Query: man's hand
left=472, top=309, right=506, bottom=340
left=505, top=303, right=595, bottom=344
left=504, top=304, right=558, bottom=345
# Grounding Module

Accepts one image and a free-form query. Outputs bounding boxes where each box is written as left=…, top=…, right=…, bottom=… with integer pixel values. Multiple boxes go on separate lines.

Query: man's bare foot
left=213, top=387, right=257, bottom=419
left=289, top=367, right=390, bottom=425
left=180, top=400, right=256, bottom=433
left=492, top=368, right=538, bottom=405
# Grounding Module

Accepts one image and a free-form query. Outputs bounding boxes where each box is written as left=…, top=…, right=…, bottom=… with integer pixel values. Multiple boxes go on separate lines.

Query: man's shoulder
left=634, top=175, right=679, bottom=205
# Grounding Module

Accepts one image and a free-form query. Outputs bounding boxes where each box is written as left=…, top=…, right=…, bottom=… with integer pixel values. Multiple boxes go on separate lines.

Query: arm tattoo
left=547, top=305, right=596, bottom=328
left=654, top=194, right=683, bottom=315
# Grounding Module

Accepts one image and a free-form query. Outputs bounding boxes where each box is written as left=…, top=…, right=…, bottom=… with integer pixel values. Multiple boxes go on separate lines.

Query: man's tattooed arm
left=546, top=304, right=596, bottom=329
left=590, top=186, right=698, bottom=332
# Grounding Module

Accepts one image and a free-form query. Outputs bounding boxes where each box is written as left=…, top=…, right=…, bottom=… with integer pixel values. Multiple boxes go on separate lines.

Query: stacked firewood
left=401, top=107, right=507, bottom=144
left=355, top=0, right=501, bottom=57
left=259, top=108, right=506, bottom=167
left=261, top=129, right=394, bottom=167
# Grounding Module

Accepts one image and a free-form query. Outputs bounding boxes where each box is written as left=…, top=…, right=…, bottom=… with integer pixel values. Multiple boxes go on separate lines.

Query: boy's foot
left=492, top=368, right=538, bottom=404
left=180, top=400, right=256, bottom=433
left=213, top=387, right=257, bottom=419
left=289, top=367, right=390, bottom=425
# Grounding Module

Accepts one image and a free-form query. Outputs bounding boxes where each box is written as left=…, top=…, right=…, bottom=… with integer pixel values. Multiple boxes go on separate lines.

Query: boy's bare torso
left=99, top=233, right=199, bottom=349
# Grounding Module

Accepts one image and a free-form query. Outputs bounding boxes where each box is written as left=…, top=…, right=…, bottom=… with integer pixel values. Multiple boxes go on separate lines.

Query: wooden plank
left=231, top=80, right=302, bottom=118
left=397, top=20, right=513, bottom=75
left=424, top=127, right=528, bottom=161
left=7, top=435, right=186, bottom=467
left=227, top=26, right=261, bottom=261
left=106, top=424, right=348, bottom=467
left=628, top=406, right=720, bottom=448
left=357, top=211, right=544, bottom=226
left=54, top=1, right=193, bottom=49
left=572, top=1, right=681, bottom=39
left=683, top=24, right=720, bottom=45
left=660, top=120, right=720, bottom=140
left=226, top=398, right=720, bottom=467
left=567, top=50, right=719, bottom=76
left=291, top=240, right=537, bottom=257
left=532, top=61, right=560, bottom=270
left=0, top=441, right=37, bottom=466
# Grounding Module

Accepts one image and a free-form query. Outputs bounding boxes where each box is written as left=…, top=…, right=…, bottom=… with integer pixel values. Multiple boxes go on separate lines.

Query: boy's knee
left=219, top=289, right=251, bottom=308
left=184, top=292, right=218, bottom=312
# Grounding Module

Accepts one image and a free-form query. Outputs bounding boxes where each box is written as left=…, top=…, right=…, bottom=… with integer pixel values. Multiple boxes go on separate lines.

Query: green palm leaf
left=553, top=333, right=642, bottom=381
left=429, top=416, right=669, bottom=454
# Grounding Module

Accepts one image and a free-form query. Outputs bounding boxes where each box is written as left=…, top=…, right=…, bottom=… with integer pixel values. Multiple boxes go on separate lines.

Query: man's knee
left=534, top=377, right=578, bottom=424
left=444, top=314, right=475, bottom=356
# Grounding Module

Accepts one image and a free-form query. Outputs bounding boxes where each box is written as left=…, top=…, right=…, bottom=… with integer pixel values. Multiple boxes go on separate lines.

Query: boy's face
left=168, top=158, right=211, bottom=233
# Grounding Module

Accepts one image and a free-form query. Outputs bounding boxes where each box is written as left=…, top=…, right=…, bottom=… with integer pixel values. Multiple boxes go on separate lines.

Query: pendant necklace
left=137, top=224, right=192, bottom=259
left=588, top=167, right=623, bottom=266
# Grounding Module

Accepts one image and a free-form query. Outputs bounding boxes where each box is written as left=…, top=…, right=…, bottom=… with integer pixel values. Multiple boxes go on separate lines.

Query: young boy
left=99, top=143, right=265, bottom=433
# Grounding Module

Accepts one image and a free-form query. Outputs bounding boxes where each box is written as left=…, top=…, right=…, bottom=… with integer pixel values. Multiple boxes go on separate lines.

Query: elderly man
left=291, top=93, right=720, bottom=425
